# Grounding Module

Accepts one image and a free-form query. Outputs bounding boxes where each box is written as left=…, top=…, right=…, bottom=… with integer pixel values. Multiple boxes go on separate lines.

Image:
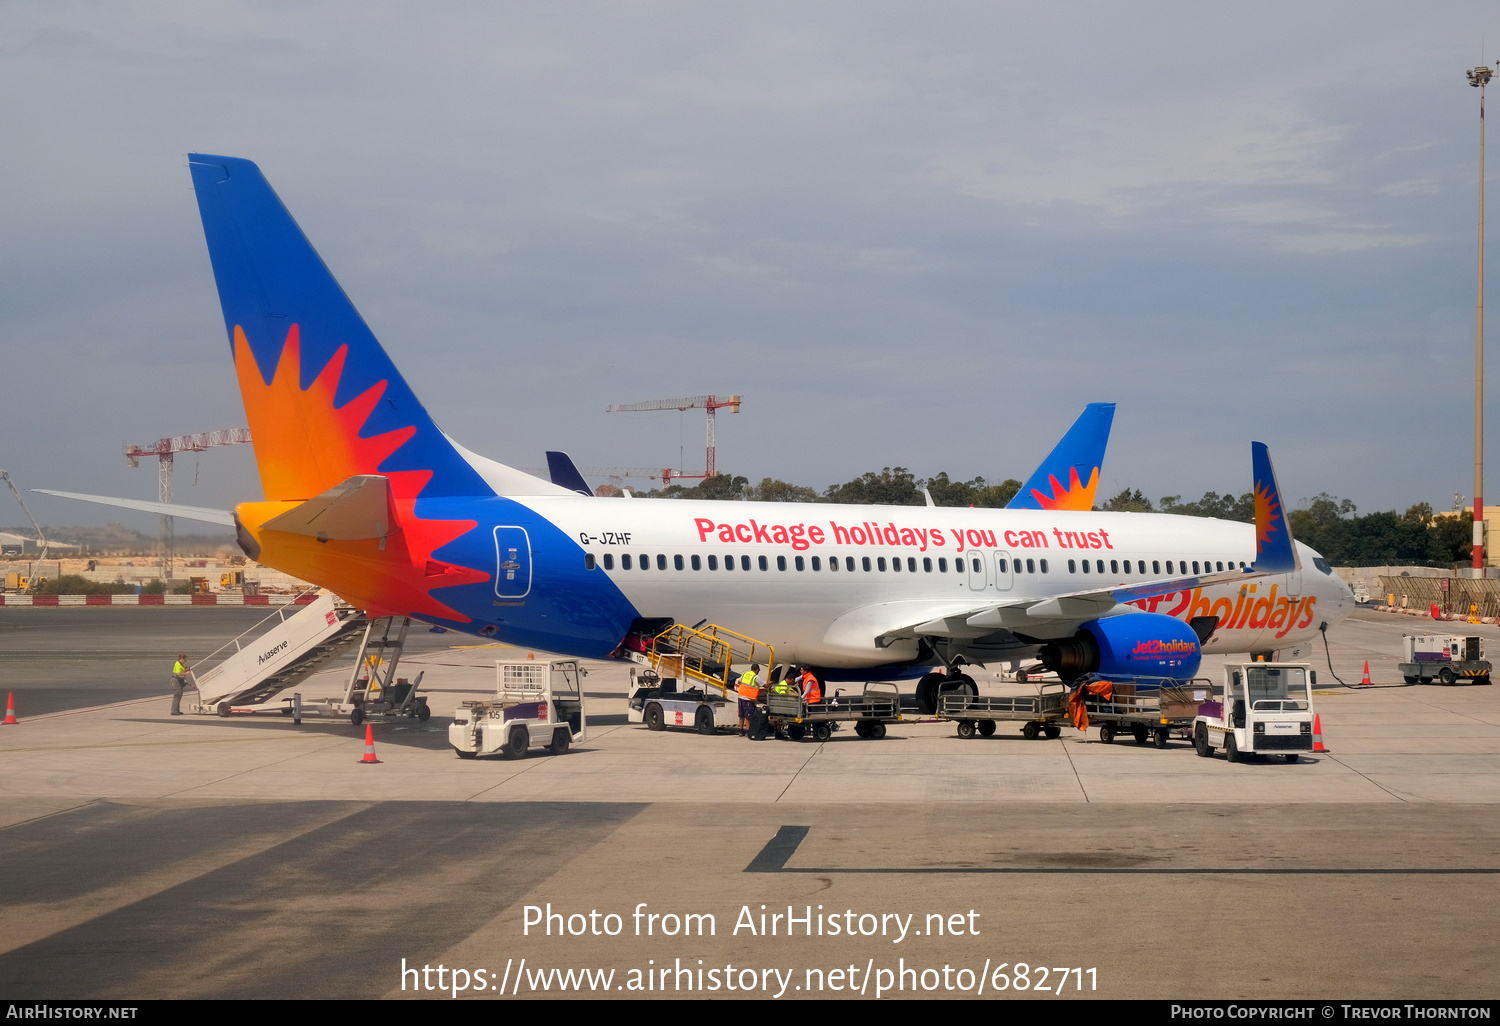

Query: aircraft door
left=493, top=526, right=533, bottom=599
left=993, top=551, right=1013, bottom=592
left=966, top=551, right=988, bottom=591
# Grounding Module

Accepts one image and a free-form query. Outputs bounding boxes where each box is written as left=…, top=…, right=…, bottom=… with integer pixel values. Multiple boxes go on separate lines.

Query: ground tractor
left=1193, top=662, right=1316, bottom=764
left=1397, top=634, right=1491, bottom=685
left=449, top=659, right=587, bottom=759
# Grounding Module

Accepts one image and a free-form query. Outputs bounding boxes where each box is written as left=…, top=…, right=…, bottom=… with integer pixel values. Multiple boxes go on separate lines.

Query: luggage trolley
left=1080, top=676, right=1211, bottom=748
left=937, top=681, right=1070, bottom=740
left=764, top=682, right=902, bottom=741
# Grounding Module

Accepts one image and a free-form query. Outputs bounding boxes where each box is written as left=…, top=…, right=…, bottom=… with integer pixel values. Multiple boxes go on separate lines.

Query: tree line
left=604, top=471, right=1473, bottom=567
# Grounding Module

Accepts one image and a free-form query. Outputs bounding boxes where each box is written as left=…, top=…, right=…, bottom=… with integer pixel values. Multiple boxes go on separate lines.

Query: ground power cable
left=1318, top=620, right=1352, bottom=687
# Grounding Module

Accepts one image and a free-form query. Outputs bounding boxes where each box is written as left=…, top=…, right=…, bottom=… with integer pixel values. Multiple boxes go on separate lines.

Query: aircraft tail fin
left=1250, top=441, right=1299, bottom=573
left=1008, top=403, right=1115, bottom=511
left=187, top=154, right=493, bottom=504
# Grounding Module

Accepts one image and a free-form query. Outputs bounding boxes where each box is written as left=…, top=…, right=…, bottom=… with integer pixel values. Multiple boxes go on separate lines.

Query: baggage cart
left=764, top=682, right=902, bottom=741
left=937, top=682, right=1069, bottom=740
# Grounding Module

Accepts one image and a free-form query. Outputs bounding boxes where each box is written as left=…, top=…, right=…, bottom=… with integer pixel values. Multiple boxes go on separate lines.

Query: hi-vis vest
left=801, top=672, right=822, bottom=704
left=737, top=671, right=759, bottom=700
left=172, top=660, right=188, bottom=678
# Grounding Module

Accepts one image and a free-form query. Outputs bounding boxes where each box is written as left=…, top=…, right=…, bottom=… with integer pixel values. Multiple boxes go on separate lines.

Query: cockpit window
left=1312, top=556, right=1332, bottom=575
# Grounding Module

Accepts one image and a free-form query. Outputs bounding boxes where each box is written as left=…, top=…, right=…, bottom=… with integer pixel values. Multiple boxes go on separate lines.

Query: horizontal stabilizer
left=261, top=475, right=392, bottom=541
left=34, top=490, right=234, bottom=526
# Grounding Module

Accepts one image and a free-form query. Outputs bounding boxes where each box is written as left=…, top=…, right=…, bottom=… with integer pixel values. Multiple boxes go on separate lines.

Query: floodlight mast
left=1470, top=64, right=1495, bottom=570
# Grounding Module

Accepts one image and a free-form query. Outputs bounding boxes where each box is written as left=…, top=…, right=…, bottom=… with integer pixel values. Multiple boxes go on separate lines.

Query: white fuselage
left=518, top=497, right=1355, bottom=668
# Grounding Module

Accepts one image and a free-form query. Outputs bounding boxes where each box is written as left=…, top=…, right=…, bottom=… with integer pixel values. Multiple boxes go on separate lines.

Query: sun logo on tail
left=1032, top=466, right=1101, bottom=511
left=234, top=324, right=488, bottom=621
left=1254, top=480, right=1282, bottom=557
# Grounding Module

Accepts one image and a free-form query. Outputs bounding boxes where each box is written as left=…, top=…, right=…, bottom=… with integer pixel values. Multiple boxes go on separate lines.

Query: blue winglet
left=1007, top=403, right=1115, bottom=510
left=1250, top=441, right=1298, bottom=573
left=545, top=451, right=594, bottom=497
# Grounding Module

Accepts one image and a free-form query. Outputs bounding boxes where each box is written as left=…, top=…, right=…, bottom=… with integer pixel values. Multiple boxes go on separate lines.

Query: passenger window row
left=1065, top=558, right=1247, bottom=575
left=582, top=552, right=1059, bottom=574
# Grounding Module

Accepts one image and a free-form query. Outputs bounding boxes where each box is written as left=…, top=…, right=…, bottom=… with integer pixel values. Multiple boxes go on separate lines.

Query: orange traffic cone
left=1361, top=661, right=1371, bottom=686
left=359, top=723, right=381, bottom=764
left=1312, top=714, right=1327, bottom=753
left=3, top=692, right=16, bottom=725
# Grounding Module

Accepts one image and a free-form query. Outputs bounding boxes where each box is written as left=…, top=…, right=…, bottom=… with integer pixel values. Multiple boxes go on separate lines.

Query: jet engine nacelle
left=1039, top=613, right=1202, bottom=683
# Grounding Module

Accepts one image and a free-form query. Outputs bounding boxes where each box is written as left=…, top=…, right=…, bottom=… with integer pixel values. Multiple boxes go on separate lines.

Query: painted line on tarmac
left=742, top=825, right=1500, bottom=874
left=0, top=735, right=334, bottom=754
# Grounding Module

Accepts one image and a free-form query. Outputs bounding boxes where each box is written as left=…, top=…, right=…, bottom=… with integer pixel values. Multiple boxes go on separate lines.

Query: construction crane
left=604, top=395, right=742, bottom=483
left=0, top=469, right=49, bottom=591
left=124, top=428, right=252, bottom=580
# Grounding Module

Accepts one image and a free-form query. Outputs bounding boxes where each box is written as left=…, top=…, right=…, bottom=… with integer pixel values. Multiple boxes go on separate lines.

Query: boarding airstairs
left=189, top=592, right=367, bottom=715
left=645, top=623, right=775, bottom=696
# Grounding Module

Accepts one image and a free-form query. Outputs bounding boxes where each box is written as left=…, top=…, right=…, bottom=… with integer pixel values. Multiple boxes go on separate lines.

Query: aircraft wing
left=872, top=440, right=1299, bottom=644
left=33, top=490, right=234, bottom=526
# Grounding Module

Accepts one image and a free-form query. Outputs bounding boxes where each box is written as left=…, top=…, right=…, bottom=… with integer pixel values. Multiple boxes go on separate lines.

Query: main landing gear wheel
left=957, top=719, right=976, bottom=739
left=548, top=729, right=570, bottom=755
left=1194, top=724, right=1212, bottom=758
left=915, top=672, right=945, bottom=714
left=644, top=703, right=664, bottom=731
left=1022, top=722, right=1041, bottom=740
left=1098, top=723, right=1115, bottom=744
left=505, top=726, right=529, bottom=759
left=978, top=720, right=996, bottom=737
left=694, top=707, right=715, bottom=735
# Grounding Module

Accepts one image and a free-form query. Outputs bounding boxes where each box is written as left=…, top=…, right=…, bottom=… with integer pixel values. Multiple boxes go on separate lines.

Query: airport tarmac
left=0, top=606, right=1496, bottom=1000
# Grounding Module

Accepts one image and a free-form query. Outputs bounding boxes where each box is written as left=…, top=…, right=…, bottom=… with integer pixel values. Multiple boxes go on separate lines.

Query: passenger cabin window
left=939, top=558, right=948, bottom=572
left=923, top=557, right=932, bottom=572
left=878, top=557, right=887, bottom=572
left=621, top=554, right=632, bottom=570
left=811, top=556, right=821, bottom=571
left=1026, top=558, right=1035, bottom=573
left=759, top=555, right=769, bottom=571
left=1040, top=559, right=1049, bottom=573
left=691, top=555, right=701, bottom=570
left=657, top=554, right=667, bottom=570
left=862, top=557, right=872, bottom=572
left=793, top=556, right=802, bottom=571
left=585, top=553, right=596, bottom=570
left=1081, top=559, right=1090, bottom=573
left=846, top=556, right=856, bottom=572
left=674, top=554, right=683, bottom=571
left=1068, top=559, right=1077, bottom=573
left=741, top=555, right=751, bottom=571
left=1152, top=560, right=1160, bottom=574
left=708, top=555, right=718, bottom=570
left=603, top=554, right=614, bottom=570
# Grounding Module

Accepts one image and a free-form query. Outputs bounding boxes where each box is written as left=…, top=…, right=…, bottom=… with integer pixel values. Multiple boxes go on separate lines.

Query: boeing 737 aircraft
left=44, top=155, right=1355, bottom=702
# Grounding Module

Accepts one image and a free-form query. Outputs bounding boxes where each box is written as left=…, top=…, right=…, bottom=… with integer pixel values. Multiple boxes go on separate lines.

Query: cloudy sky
left=4, top=1, right=1499, bottom=532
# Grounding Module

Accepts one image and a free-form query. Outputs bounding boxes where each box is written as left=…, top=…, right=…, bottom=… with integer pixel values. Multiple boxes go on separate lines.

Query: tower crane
left=124, top=428, right=252, bottom=580
left=603, top=395, right=742, bottom=483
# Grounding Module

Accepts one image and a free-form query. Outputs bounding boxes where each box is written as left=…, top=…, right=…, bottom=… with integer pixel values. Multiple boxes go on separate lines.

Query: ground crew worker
left=800, top=666, right=822, bottom=705
left=170, top=652, right=191, bottom=716
left=736, top=662, right=761, bottom=735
